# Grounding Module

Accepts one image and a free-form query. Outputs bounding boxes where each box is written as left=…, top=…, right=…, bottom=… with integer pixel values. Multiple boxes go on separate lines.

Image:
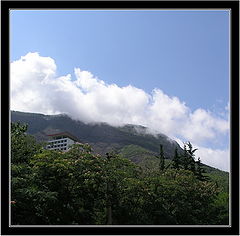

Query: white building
left=45, top=132, right=80, bottom=152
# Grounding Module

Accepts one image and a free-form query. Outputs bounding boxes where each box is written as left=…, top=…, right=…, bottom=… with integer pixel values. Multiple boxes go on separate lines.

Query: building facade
left=46, top=132, right=80, bottom=152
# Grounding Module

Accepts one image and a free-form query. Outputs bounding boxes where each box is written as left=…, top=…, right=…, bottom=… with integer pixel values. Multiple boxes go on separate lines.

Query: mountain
left=11, top=110, right=229, bottom=191
left=11, top=110, right=183, bottom=158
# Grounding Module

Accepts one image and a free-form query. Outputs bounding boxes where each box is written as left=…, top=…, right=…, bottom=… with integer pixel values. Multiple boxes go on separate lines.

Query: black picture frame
left=1, top=1, right=239, bottom=235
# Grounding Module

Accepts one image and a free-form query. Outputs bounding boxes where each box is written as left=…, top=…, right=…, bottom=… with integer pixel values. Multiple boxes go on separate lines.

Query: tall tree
left=181, top=143, right=189, bottom=170
left=181, top=142, right=197, bottom=173
left=195, top=157, right=209, bottom=181
left=186, top=142, right=197, bottom=171
left=155, top=144, right=165, bottom=171
left=172, top=148, right=180, bottom=170
left=159, top=144, right=165, bottom=171
left=105, top=152, right=113, bottom=225
left=11, top=122, right=44, bottom=224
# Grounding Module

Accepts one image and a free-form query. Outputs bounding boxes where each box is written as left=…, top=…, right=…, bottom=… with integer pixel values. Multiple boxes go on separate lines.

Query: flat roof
left=47, top=132, right=80, bottom=142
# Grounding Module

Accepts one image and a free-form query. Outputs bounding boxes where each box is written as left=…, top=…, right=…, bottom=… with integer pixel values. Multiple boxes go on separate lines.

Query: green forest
left=11, top=122, right=229, bottom=225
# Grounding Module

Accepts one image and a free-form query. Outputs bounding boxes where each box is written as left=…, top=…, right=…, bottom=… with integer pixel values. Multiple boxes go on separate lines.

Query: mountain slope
left=11, top=110, right=183, bottom=158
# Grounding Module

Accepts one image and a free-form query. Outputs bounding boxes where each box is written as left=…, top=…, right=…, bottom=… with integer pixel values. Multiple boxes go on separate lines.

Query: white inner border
left=9, top=8, right=231, bottom=228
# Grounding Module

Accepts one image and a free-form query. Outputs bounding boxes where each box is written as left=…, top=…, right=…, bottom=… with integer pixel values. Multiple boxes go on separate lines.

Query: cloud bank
left=11, top=53, right=230, bottom=171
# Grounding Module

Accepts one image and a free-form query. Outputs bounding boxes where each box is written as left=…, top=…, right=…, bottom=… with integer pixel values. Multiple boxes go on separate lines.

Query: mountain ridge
left=11, top=110, right=184, bottom=158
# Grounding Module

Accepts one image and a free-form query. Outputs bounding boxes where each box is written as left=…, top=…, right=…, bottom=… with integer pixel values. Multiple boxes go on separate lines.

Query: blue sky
left=10, top=10, right=230, bottom=170
left=11, top=10, right=229, bottom=112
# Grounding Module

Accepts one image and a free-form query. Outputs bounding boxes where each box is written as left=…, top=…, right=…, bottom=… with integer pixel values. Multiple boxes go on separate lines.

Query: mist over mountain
left=10, top=53, right=229, bottom=171
left=11, top=110, right=183, bottom=159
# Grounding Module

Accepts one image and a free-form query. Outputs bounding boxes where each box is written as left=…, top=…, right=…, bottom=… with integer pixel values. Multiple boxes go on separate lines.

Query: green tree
left=11, top=122, right=228, bottom=225
left=180, top=142, right=197, bottom=173
left=211, top=192, right=229, bottom=224
left=155, top=144, right=165, bottom=171
left=195, top=157, right=209, bottom=181
left=11, top=122, right=43, bottom=164
left=29, top=144, right=141, bottom=225
left=172, top=148, right=180, bottom=170
left=11, top=122, right=44, bottom=224
left=186, top=141, right=197, bottom=173
left=102, top=151, right=140, bottom=224
left=145, top=169, right=219, bottom=224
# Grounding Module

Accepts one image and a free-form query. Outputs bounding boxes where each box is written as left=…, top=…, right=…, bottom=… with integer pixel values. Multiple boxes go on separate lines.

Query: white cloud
left=10, top=52, right=230, bottom=170
left=180, top=108, right=229, bottom=145
left=195, top=146, right=230, bottom=172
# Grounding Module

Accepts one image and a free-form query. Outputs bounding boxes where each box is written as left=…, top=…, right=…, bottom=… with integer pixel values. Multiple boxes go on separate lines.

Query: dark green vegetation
left=11, top=122, right=229, bottom=225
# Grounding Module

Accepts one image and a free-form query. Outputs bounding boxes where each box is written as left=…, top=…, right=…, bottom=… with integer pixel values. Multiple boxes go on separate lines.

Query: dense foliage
left=11, top=122, right=229, bottom=225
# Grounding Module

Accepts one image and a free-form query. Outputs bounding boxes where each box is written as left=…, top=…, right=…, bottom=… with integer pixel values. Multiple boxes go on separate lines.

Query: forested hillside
left=11, top=122, right=229, bottom=225
left=11, top=110, right=229, bottom=192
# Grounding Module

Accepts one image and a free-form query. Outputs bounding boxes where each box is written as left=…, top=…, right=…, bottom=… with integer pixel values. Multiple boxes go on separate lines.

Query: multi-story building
left=45, top=132, right=80, bottom=152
